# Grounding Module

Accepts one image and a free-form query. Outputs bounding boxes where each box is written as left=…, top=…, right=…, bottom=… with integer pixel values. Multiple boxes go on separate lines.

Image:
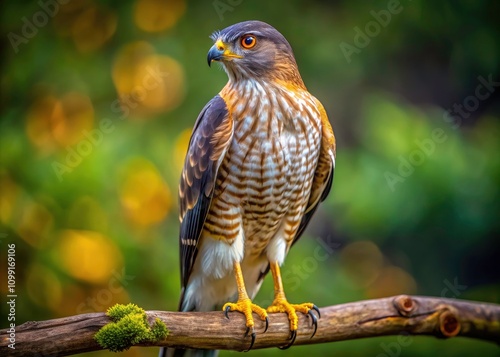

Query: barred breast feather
left=178, top=79, right=334, bottom=312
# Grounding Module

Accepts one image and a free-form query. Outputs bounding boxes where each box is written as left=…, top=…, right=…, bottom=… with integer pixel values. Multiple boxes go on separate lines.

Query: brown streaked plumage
left=163, top=20, right=335, bottom=357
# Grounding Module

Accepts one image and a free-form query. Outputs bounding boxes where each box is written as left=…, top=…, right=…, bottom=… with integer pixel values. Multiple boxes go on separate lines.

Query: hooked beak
left=207, top=45, right=224, bottom=66
left=207, top=39, right=243, bottom=67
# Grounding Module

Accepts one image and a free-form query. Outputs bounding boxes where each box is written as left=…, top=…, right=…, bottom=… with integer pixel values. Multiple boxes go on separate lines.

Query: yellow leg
left=267, top=262, right=320, bottom=348
left=222, top=261, right=268, bottom=350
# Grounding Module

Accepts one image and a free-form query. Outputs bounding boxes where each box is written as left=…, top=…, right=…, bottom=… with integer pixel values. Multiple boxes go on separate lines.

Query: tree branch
left=1, top=295, right=499, bottom=356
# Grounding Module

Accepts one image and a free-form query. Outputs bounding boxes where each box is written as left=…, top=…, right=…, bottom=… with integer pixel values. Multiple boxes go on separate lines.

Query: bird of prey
left=163, top=20, right=335, bottom=357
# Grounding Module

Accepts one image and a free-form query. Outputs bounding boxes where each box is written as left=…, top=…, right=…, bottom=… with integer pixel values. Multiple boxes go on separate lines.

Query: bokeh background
left=1, top=0, right=499, bottom=356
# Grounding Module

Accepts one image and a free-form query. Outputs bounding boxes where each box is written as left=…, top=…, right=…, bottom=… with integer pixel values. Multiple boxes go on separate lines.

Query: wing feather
left=178, top=95, right=233, bottom=289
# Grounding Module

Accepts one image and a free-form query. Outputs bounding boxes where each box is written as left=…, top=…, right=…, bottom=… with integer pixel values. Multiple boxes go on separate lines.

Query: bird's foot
left=267, top=299, right=321, bottom=349
left=223, top=298, right=269, bottom=351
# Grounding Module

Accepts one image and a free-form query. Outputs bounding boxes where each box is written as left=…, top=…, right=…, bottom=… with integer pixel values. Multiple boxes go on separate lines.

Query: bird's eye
left=241, top=35, right=257, bottom=49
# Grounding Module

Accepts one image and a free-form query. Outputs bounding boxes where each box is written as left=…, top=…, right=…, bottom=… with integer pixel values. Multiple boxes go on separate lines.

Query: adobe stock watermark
left=440, top=277, right=467, bottom=299
left=340, top=0, right=411, bottom=64
left=51, top=64, right=169, bottom=181
left=51, top=119, right=115, bottom=182
left=213, top=0, right=243, bottom=21
left=384, top=128, right=447, bottom=192
left=385, top=74, right=499, bottom=192
left=255, top=236, right=340, bottom=307
left=110, top=65, right=170, bottom=119
left=76, top=267, right=135, bottom=314
left=6, top=240, right=17, bottom=350
left=442, top=74, right=499, bottom=129
left=7, top=0, right=70, bottom=54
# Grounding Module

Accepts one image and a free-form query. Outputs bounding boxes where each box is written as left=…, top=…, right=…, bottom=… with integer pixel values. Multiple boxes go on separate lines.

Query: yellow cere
left=215, top=39, right=243, bottom=59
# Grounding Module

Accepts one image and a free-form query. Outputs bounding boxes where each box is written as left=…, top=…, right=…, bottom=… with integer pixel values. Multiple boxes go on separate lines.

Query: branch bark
left=1, top=295, right=499, bottom=356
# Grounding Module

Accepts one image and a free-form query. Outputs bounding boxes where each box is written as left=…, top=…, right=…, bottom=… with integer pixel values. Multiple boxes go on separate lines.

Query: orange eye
left=241, top=35, right=257, bottom=49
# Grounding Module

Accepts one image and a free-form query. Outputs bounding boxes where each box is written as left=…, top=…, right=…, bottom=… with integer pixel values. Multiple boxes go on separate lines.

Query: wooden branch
left=1, top=295, right=499, bottom=356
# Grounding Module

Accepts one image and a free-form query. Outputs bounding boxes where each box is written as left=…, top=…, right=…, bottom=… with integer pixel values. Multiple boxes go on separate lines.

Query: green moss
left=151, top=318, right=169, bottom=340
left=94, top=303, right=169, bottom=352
left=106, top=303, right=145, bottom=322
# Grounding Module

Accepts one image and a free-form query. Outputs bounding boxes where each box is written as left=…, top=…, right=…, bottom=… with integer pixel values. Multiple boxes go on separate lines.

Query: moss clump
left=95, top=303, right=168, bottom=352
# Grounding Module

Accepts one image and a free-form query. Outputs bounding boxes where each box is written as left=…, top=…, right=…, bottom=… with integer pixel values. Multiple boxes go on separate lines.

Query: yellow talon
left=267, top=299, right=315, bottom=331
left=223, top=298, right=268, bottom=328
left=224, top=262, right=269, bottom=351
left=266, top=262, right=321, bottom=349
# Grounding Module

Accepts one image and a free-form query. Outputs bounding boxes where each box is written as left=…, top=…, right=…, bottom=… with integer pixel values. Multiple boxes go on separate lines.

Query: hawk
left=164, top=20, right=335, bottom=357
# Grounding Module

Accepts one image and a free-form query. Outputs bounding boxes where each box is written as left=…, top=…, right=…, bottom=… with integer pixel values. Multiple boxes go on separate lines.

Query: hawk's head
left=207, top=20, right=304, bottom=87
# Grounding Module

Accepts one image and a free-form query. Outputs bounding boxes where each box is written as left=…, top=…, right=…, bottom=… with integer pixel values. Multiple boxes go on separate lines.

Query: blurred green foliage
left=1, top=0, right=499, bottom=356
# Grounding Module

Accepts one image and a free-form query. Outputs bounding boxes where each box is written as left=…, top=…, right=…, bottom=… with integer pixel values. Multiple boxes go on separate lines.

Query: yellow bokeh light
left=71, top=5, right=117, bottom=53
left=340, top=240, right=384, bottom=288
left=17, top=201, right=53, bottom=248
left=119, top=158, right=172, bottom=226
left=25, top=95, right=59, bottom=153
left=112, top=42, right=186, bottom=118
left=112, top=41, right=156, bottom=92
left=0, top=172, right=20, bottom=225
left=140, top=55, right=185, bottom=110
left=56, top=230, right=122, bottom=284
left=57, top=284, right=89, bottom=317
left=26, top=92, right=95, bottom=152
left=53, top=0, right=91, bottom=37
left=51, top=92, right=95, bottom=146
left=366, top=266, right=417, bottom=298
left=134, top=0, right=186, bottom=32
left=174, top=128, right=192, bottom=174
left=27, top=263, right=63, bottom=312
left=0, top=172, right=53, bottom=247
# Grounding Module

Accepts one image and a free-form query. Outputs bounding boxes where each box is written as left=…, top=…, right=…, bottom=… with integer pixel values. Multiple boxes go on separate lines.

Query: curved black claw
left=312, top=305, right=321, bottom=319
left=263, top=316, right=269, bottom=333
left=307, top=310, right=318, bottom=338
left=244, top=327, right=256, bottom=352
left=224, top=305, right=231, bottom=319
left=279, top=330, right=297, bottom=350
